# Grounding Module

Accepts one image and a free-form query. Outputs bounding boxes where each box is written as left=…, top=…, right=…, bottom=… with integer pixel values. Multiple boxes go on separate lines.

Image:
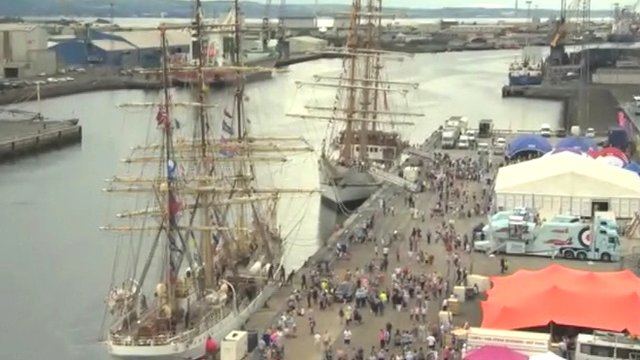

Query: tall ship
left=102, top=1, right=314, bottom=359
left=164, top=7, right=276, bottom=88
left=508, top=57, right=543, bottom=86
left=288, top=0, right=424, bottom=209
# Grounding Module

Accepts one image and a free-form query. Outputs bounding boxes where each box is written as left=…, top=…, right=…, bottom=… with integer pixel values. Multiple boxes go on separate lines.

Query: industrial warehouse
left=48, top=29, right=192, bottom=68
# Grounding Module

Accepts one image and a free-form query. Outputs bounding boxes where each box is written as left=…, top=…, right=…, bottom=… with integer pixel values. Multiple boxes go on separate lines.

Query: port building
left=0, top=24, right=57, bottom=78
left=48, top=29, right=191, bottom=69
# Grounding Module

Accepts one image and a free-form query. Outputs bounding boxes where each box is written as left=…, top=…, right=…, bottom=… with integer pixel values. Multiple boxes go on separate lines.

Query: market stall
left=481, top=264, right=640, bottom=334
left=506, top=134, right=552, bottom=159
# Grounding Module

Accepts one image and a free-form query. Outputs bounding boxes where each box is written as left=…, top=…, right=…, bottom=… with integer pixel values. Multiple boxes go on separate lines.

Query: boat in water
left=168, top=7, right=276, bottom=88
left=288, top=0, right=424, bottom=209
left=508, top=57, right=543, bottom=86
left=102, top=1, right=314, bottom=359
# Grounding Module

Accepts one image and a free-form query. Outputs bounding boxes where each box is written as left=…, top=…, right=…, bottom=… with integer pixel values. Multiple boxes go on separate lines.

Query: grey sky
left=288, top=0, right=618, bottom=10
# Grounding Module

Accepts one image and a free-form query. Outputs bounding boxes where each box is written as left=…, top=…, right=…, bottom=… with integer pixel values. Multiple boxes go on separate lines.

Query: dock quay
left=0, top=118, right=81, bottom=161
left=238, top=128, right=625, bottom=360
left=501, top=84, right=624, bottom=134
left=0, top=76, right=162, bottom=106
left=0, top=53, right=344, bottom=105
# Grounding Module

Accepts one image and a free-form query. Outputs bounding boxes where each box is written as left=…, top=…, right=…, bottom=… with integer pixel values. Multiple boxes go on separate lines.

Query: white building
left=0, top=24, right=56, bottom=78
left=444, top=24, right=513, bottom=35
left=494, top=152, right=640, bottom=219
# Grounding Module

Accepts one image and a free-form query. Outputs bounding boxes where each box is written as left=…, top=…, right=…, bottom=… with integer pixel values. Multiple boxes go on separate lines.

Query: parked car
left=539, top=123, right=552, bottom=137
left=477, top=142, right=489, bottom=155
left=335, top=281, right=356, bottom=302
left=555, top=128, right=567, bottom=137
left=494, top=137, right=506, bottom=155
left=465, top=129, right=476, bottom=144
left=585, top=128, right=596, bottom=138
left=457, top=135, right=470, bottom=149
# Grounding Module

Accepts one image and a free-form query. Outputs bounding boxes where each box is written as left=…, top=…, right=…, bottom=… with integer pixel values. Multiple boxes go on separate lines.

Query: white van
left=457, top=135, right=470, bottom=149
left=465, top=129, right=476, bottom=143
left=494, top=137, right=506, bottom=155
left=539, top=123, right=552, bottom=137
left=477, top=142, right=489, bottom=154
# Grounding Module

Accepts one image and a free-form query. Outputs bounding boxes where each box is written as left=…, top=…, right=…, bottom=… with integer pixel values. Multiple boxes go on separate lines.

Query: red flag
left=168, top=193, right=182, bottom=218
left=156, top=106, right=169, bottom=128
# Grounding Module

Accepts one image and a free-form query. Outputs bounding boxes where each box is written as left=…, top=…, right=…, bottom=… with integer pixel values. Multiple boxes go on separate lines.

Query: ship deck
left=240, top=125, right=630, bottom=359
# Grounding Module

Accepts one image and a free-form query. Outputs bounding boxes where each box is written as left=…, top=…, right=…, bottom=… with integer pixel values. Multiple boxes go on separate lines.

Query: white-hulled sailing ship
left=287, top=0, right=424, bottom=209
left=102, top=1, right=314, bottom=359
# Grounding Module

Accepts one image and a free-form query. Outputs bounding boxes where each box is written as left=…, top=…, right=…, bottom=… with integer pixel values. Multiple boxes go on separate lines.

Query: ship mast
left=159, top=27, right=182, bottom=312
left=357, top=0, right=376, bottom=163
left=231, top=0, right=254, bottom=266
left=370, top=0, right=382, bottom=132
left=195, top=0, right=208, bottom=158
left=192, top=0, right=215, bottom=294
left=341, top=0, right=361, bottom=163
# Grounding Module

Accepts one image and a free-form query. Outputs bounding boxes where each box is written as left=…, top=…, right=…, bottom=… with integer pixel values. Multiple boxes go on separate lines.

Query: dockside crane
left=548, top=0, right=570, bottom=66
left=549, top=0, right=586, bottom=65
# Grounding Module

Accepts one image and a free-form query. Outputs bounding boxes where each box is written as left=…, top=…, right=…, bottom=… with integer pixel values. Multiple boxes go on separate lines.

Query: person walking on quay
left=500, top=257, right=508, bottom=274
left=343, top=328, right=352, bottom=346
left=204, top=335, right=218, bottom=360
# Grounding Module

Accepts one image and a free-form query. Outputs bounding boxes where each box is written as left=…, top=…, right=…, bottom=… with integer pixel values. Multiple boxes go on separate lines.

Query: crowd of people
left=255, top=151, right=496, bottom=360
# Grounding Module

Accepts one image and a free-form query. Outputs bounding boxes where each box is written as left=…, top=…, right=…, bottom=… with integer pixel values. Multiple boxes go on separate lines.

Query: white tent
left=529, top=352, right=565, bottom=360
left=494, top=152, right=640, bottom=218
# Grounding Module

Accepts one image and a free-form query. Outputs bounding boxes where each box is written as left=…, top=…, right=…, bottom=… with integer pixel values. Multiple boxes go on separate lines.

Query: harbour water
left=0, top=50, right=561, bottom=360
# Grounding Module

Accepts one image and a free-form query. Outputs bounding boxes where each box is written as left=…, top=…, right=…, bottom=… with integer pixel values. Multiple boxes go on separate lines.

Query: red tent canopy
left=481, top=264, right=640, bottom=334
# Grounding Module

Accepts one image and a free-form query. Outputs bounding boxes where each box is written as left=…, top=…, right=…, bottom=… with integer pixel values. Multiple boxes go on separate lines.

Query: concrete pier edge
left=0, top=122, right=82, bottom=162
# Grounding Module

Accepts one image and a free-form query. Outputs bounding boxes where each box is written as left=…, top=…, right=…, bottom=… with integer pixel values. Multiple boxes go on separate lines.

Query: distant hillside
left=0, top=0, right=611, bottom=19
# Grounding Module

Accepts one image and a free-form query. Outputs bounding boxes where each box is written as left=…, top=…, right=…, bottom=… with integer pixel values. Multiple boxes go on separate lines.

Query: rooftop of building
left=109, top=29, right=191, bottom=49
left=91, top=39, right=137, bottom=52
left=0, top=23, right=40, bottom=31
left=49, top=34, right=77, bottom=42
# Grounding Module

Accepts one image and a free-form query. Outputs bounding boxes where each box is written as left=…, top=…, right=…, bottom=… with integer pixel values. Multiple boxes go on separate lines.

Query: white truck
left=442, top=128, right=460, bottom=149
left=445, top=116, right=469, bottom=133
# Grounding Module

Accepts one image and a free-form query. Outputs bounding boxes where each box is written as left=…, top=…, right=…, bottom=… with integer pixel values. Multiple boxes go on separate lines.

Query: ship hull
left=172, top=58, right=277, bottom=88
left=508, top=75, right=543, bottom=86
left=319, top=160, right=381, bottom=210
left=108, top=285, right=276, bottom=360
left=172, top=68, right=274, bottom=88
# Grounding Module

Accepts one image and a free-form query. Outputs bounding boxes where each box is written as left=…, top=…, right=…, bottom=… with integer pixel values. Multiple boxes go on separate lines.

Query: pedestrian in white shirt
left=343, top=328, right=352, bottom=345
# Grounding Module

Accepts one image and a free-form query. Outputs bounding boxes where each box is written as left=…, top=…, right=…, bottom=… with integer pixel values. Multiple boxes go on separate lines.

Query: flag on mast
left=156, top=105, right=170, bottom=128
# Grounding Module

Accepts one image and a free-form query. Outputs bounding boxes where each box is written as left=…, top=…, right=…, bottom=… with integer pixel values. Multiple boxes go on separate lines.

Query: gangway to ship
left=369, top=167, right=419, bottom=192
left=404, top=147, right=435, bottom=162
